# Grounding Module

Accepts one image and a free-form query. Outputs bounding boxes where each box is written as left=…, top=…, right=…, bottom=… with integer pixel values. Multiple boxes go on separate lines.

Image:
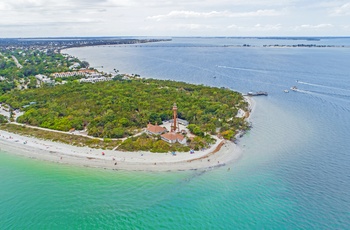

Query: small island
left=0, top=38, right=253, bottom=171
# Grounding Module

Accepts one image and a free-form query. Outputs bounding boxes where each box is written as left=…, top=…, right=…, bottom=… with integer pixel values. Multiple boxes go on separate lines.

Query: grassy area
left=118, top=133, right=191, bottom=153
left=0, top=123, right=121, bottom=150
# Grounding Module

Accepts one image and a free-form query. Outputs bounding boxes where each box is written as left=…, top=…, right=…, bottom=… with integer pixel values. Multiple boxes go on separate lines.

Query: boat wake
left=293, top=87, right=350, bottom=102
left=217, top=65, right=268, bottom=73
left=292, top=88, right=314, bottom=95
left=308, top=90, right=350, bottom=100
left=297, top=81, right=350, bottom=92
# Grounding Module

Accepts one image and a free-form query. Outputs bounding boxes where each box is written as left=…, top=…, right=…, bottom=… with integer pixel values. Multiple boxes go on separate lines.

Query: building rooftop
left=161, top=132, right=185, bottom=141
left=146, top=123, right=167, bottom=134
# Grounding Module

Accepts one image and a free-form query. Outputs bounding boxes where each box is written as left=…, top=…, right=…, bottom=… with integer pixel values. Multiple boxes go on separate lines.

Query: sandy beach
left=0, top=97, right=254, bottom=172
left=0, top=130, right=242, bottom=171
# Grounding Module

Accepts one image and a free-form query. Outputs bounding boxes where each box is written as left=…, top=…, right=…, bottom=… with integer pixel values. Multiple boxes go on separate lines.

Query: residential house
left=35, top=74, right=55, bottom=85
left=79, top=77, right=112, bottom=83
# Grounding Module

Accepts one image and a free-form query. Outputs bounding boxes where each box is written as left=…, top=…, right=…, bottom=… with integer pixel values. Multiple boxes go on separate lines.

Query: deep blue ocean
left=1, top=37, right=349, bottom=229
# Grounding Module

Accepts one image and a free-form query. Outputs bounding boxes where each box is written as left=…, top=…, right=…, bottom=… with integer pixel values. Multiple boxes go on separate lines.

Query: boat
left=284, top=89, right=289, bottom=93
left=247, top=91, right=268, bottom=96
left=290, top=86, right=298, bottom=91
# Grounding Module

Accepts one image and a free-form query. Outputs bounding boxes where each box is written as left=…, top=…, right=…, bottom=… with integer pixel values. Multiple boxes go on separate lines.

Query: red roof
left=161, top=132, right=185, bottom=141
left=146, top=124, right=167, bottom=134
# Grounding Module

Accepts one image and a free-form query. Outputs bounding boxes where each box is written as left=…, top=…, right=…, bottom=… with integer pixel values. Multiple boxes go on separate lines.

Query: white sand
left=0, top=97, right=254, bottom=172
left=0, top=130, right=242, bottom=171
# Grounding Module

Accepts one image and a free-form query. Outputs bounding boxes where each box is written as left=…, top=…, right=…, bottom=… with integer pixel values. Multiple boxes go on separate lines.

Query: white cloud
left=0, top=2, right=8, bottom=10
left=0, top=0, right=348, bottom=37
left=147, top=9, right=281, bottom=21
left=298, top=24, right=334, bottom=29
left=175, top=23, right=215, bottom=30
left=148, top=11, right=220, bottom=20
left=227, top=23, right=282, bottom=31
left=330, top=3, right=350, bottom=16
left=254, top=23, right=282, bottom=30
left=0, top=0, right=115, bottom=12
left=0, top=0, right=54, bottom=10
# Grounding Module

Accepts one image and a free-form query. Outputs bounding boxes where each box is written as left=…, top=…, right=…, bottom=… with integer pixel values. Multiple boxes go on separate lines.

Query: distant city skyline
left=1, top=0, right=350, bottom=38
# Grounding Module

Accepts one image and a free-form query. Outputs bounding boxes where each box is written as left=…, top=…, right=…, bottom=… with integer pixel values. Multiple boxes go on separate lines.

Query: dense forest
left=0, top=78, right=249, bottom=140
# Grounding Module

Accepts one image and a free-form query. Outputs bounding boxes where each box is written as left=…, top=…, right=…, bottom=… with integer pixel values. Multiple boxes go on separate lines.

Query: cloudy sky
left=1, top=0, right=350, bottom=37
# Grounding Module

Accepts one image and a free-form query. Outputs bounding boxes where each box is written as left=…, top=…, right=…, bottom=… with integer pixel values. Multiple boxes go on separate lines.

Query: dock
left=246, top=91, right=268, bottom=96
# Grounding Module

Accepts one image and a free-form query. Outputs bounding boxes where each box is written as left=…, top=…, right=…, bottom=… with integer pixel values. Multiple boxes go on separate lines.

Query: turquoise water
left=1, top=37, right=350, bottom=229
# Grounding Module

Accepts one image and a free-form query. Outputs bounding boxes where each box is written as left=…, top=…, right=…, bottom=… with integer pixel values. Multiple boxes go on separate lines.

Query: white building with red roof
left=145, top=123, right=167, bottom=135
left=145, top=103, right=188, bottom=145
left=161, top=132, right=187, bottom=145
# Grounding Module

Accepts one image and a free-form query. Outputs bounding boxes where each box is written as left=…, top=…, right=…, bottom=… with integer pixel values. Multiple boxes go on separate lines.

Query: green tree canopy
left=0, top=78, right=249, bottom=138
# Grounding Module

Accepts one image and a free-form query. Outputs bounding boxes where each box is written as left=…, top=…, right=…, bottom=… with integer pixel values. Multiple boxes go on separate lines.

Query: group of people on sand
left=1, top=133, right=28, bottom=145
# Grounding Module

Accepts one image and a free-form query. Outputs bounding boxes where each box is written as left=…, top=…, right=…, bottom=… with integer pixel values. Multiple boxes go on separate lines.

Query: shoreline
left=0, top=130, right=242, bottom=172
left=1, top=94, right=254, bottom=172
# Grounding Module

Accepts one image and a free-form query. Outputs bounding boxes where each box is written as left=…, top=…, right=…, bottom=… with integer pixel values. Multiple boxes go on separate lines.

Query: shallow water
left=1, top=37, right=349, bottom=229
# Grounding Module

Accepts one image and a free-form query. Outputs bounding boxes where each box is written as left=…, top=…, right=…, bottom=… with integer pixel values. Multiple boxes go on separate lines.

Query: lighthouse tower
left=171, top=103, right=177, bottom=132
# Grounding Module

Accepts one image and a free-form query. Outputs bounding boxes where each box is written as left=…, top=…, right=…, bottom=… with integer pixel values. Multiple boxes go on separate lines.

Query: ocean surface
left=1, top=37, right=350, bottom=229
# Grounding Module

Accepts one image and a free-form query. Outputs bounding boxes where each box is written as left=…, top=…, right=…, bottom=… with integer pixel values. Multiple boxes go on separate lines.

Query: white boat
left=290, top=86, right=298, bottom=91
left=284, top=90, right=289, bottom=93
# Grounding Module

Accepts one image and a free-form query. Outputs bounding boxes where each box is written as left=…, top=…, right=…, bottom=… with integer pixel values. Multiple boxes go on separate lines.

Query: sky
left=1, top=0, right=350, bottom=37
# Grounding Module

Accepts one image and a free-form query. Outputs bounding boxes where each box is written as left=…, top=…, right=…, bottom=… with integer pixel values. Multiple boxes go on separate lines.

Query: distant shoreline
left=0, top=37, right=172, bottom=52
